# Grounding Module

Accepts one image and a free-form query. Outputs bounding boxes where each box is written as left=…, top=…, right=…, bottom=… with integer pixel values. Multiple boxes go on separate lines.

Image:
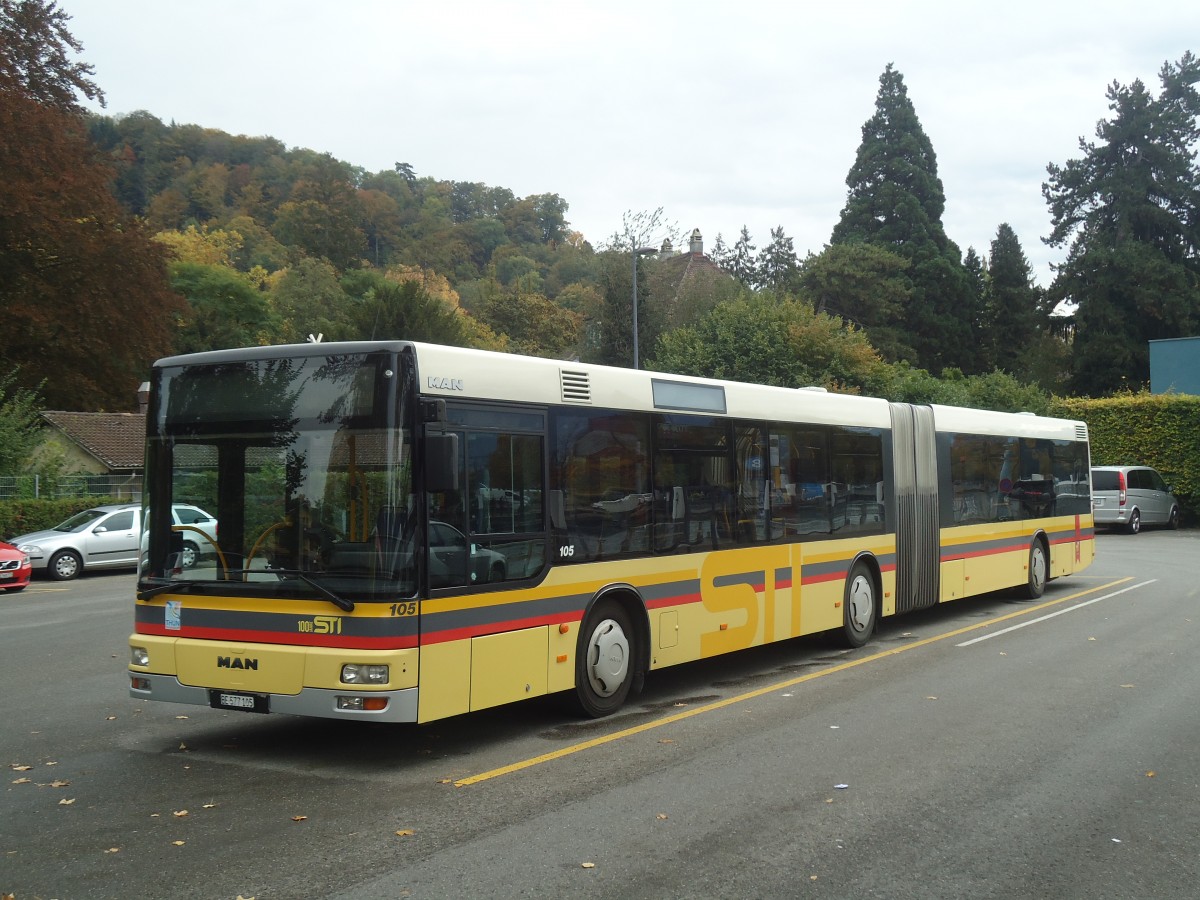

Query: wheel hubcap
left=847, top=575, right=874, bottom=633
left=586, top=618, right=630, bottom=697
left=1031, top=547, right=1046, bottom=590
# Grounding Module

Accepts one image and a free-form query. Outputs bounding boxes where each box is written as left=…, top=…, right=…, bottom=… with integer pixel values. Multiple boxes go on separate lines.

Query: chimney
left=138, top=382, right=150, bottom=415
left=689, top=228, right=703, bottom=255
left=659, top=238, right=673, bottom=257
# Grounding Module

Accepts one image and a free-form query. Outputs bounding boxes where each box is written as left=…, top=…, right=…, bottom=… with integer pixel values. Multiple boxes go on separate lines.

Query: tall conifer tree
left=832, top=64, right=975, bottom=373
left=1043, top=53, right=1200, bottom=396
left=982, top=224, right=1043, bottom=376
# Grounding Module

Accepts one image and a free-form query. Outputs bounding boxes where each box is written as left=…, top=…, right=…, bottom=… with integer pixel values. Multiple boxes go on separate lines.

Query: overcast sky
left=67, top=0, right=1197, bottom=286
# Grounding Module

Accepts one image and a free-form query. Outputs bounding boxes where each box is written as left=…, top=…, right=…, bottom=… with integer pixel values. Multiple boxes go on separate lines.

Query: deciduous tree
left=1, top=1, right=182, bottom=409
left=0, top=369, right=44, bottom=474
left=0, top=0, right=102, bottom=111
left=170, top=261, right=278, bottom=353
left=652, top=292, right=887, bottom=391
left=795, top=242, right=913, bottom=363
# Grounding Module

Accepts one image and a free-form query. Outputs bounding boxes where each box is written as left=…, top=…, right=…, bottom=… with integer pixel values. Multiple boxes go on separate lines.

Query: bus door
left=889, top=403, right=939, bottom=612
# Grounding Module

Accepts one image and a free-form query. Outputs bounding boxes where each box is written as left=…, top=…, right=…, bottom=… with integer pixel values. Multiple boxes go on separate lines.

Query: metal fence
left=0, top=474, right=142, bottom=501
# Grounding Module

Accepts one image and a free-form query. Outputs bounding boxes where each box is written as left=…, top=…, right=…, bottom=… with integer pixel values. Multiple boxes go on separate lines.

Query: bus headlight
left=131, top=646, right=150, bottom=666
left=341, top=663, right=389, bottom=684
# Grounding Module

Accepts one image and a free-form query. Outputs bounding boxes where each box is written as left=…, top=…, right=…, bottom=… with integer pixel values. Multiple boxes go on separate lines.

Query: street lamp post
left=631, top=246, right=656, bottom=369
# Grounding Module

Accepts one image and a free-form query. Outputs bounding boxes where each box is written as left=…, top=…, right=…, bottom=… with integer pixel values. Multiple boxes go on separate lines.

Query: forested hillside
left=3, top=0, right=1198, bottom=422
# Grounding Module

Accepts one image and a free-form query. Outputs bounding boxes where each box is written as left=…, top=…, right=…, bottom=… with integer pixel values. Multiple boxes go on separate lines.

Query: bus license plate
left=210, top=690, right=268, bottom=713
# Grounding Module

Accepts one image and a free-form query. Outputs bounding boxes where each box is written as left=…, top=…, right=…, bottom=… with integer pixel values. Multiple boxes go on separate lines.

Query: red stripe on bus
left=134, top=623, right=417, bottom=650
left=801, top=570, right=848, bottom=585
left=646, top=591, right=703, bottom=610
left=421, top=609, right=580, bottom=645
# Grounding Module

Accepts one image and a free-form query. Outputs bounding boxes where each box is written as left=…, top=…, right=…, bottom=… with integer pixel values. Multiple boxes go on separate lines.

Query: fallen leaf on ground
left=49, top=780, right=70, bottom=788
left=104, top=847, right=119, bottom=853
left=59, top=798, right=76, bottom=805
left=656, top=814, right=669, bottom=820
left=395, top=829, right=415, bottom=836
left=12, top=777, right=31, bottom=785
left=581, top=862, right=595, bottom=869
left=1146, top=771, right=1156, bottom=778
left=172, top=840, right=185, bottom=846
left=292, top=815, right=308, bottom=822
left=173, top=810, right=189, bottom=818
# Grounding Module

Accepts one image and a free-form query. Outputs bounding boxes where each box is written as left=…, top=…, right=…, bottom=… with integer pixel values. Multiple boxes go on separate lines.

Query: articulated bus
left=130, top=340, right=1095, bottom=722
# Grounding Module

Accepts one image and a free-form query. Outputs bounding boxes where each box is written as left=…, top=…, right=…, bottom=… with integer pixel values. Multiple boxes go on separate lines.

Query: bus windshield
left=139, top=349, right=416, bottom=601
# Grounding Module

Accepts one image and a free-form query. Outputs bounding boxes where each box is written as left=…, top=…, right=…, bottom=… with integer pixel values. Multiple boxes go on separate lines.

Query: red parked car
left=0, top=539, right=32, bottom=593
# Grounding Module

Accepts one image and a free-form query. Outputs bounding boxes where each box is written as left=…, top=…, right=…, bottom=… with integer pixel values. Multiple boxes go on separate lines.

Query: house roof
left=41, top=411, right=145, bottom=470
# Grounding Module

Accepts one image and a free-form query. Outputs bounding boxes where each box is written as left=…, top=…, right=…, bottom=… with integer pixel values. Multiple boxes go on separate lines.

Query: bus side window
left=550, top=409, right=651, bottom=563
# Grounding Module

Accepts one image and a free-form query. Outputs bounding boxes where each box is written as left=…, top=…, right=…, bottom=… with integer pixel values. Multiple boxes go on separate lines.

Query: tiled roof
left=41, top=411, right=145, bottom=470
left=658, top=251, right=733, bottom=304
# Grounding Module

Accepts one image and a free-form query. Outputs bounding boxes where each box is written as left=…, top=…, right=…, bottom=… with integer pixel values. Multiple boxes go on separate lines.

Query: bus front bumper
left=130, top=672, right=420, bottom=723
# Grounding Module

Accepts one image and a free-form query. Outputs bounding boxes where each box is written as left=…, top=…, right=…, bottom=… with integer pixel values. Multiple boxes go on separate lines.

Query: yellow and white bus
left=130, top=341, right=1094, bottom=722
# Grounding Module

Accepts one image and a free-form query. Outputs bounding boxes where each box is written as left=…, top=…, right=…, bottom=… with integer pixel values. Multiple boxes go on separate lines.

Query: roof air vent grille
left=560, top=369, right=591, bottom=404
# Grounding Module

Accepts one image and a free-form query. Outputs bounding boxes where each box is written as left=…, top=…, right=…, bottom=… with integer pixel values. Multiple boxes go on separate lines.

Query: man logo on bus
left=427, top=376, right=464, bottom=391
left=217, top=656, right=259, bottom=670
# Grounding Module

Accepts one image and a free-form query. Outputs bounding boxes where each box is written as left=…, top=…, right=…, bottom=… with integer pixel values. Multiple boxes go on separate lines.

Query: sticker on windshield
left=166, top=600, right=181, bottom=631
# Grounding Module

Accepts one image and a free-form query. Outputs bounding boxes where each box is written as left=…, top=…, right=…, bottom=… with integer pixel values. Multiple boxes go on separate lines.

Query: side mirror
left=425, top=433, right=460, bottom=492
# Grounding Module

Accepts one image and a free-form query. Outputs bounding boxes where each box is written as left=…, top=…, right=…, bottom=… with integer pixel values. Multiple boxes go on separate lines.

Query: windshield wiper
left=139, top=570, right=355, bottom=612
left=265, top=570, right=356, bottom=612
left=137, top=579, right=197, bottom=600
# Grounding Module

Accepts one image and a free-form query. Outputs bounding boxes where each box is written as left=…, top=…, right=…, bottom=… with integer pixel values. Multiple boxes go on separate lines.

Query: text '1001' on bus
left=130, top=340, right=1094, bottom=722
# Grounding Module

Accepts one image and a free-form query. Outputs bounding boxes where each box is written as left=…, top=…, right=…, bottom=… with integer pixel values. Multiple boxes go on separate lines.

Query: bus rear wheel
left=1020, top=540, right=1047, bottom=599
left=841, top=561, right=877, bottom=648
left=574, top=599, right=636, bottom=718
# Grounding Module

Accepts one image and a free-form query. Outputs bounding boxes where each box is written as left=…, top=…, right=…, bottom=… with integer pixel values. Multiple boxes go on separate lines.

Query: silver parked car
left=13, top=503, right=218, bottom=580
left=1090, top=465, right=1180, bottom=533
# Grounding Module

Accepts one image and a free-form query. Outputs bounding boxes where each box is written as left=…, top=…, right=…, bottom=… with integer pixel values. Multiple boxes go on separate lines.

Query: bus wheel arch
left=573, top=587, right=648, bottom=718
left=841, top=554, right=880, bottom=649
left=1020, top=533, right=1050, bottom=599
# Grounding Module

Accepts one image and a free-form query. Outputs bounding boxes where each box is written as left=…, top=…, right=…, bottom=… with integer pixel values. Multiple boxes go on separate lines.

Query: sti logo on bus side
left=217, top=656, right=258, bottom=670
left=427, top=376, right=464, bottom=391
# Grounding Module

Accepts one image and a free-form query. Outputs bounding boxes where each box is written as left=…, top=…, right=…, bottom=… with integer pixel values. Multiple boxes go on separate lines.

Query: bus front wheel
left=841, top=561, right=877, bottom=648
left=574, top=600, right=636, bottom=718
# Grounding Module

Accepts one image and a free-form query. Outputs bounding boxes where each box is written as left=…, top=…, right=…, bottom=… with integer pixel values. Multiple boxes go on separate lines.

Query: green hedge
left=1051, top=392, right=1200, bottom=524
left=0, top=497, right=122, bottom=542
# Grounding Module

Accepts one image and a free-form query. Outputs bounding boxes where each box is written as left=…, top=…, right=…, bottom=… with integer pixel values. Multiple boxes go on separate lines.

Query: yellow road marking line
left=456, top=576, right=1135, bottom=787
